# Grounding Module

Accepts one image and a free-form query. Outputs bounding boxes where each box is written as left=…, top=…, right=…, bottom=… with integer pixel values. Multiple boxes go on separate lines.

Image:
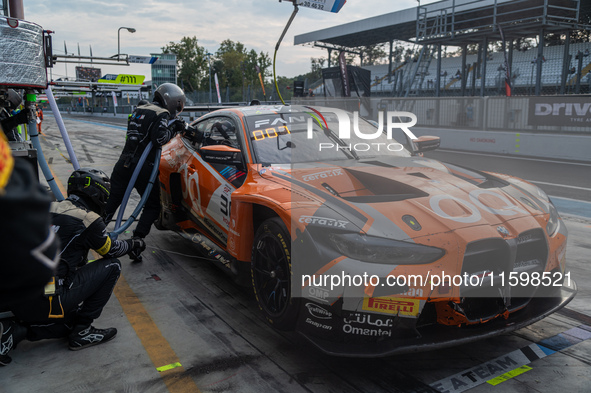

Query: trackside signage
left=528, top=97, right=591, bottom=127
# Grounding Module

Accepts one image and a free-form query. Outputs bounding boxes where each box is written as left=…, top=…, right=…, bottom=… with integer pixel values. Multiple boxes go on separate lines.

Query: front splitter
left=299, top=279, right=577, bottom=358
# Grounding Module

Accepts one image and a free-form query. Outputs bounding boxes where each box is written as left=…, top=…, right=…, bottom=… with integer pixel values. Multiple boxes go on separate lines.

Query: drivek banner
left=528, top=97, right=591, bottom=127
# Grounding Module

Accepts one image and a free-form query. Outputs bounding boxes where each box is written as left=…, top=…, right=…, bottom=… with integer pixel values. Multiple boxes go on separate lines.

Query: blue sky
left=23, top=0, right=438, bottom=81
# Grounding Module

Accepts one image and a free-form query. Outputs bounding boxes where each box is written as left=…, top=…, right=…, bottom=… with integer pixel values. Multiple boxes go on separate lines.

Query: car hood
left=257, top=156, right=547, bottom=240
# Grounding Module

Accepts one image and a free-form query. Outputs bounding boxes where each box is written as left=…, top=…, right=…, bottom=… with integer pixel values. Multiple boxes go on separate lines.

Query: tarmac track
left=1, top=114, right=590, bottom=393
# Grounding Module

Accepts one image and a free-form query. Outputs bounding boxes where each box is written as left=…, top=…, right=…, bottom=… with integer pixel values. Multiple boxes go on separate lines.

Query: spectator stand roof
left=294, top=0, right=590, bottom=97
left=294, top=0, right=588, bottom=49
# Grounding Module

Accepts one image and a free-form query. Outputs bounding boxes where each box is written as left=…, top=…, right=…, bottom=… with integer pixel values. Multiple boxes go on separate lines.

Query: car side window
left=201, top=117, right=239, bottom=149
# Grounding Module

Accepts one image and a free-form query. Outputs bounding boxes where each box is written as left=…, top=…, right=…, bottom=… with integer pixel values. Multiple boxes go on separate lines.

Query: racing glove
left=129, top=237, right=146, bottom=255
left=128, top=237, right=146, bottom=263
left=183, top=124, right=204, bottom=144
left=172, top=118, right=187, bottom=134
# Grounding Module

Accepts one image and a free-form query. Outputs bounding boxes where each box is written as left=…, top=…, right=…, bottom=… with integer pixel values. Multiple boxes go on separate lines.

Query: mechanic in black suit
left=1, top=168, right=146, bottom=365
left=104, top=83, right=191, bottom=261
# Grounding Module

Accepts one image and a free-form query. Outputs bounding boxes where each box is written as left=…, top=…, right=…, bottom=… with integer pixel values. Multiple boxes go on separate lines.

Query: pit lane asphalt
left=1, top=114, right=590, bottom=393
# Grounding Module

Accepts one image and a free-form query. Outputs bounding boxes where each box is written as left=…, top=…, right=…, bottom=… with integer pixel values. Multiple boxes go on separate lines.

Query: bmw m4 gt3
left=158, top=105, right=576, bottom=357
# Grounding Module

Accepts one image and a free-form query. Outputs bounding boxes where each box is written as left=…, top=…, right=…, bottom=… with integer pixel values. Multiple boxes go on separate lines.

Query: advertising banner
left=528, top=97, right=591, bottom=127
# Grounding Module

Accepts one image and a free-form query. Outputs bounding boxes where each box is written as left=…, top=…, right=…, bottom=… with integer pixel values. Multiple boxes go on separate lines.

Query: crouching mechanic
left=1, top=168, right=146, bottom=363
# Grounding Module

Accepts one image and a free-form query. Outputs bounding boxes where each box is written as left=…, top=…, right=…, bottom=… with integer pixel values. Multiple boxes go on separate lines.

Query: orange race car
left=158, top=105, right=576, bottom=357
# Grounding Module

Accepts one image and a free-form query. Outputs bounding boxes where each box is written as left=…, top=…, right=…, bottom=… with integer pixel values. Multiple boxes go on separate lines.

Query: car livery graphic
left=158, top=105, right=576, bottom=357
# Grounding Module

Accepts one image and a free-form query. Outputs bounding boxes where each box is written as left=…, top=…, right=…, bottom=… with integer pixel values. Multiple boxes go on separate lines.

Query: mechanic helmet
left=0, top=89, right=23, bottom=110
left=153, top=83, right=185, bottom=117
left=67, top=167, right=111, bottom=216
left=137, top=99, right=149, bottom=106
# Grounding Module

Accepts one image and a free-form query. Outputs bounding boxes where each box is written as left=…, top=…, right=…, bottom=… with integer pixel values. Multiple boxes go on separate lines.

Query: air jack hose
left=110, top=141, right=162, bottom=238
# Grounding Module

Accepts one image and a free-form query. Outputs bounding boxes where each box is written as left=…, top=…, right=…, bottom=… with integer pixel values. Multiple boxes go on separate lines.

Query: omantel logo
left=304, top=107, right=418, bottom=152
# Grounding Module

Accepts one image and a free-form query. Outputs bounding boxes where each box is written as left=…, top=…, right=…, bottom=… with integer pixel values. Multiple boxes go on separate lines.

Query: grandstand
left=295, top=0, right=591, bottom=98
left=367, top=41, right=591, bottom=96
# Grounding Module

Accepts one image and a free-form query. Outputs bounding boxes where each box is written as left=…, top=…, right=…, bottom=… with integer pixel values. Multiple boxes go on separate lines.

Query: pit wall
left=294, top=96, right=591, bottom=162
left=412, top=127, right=591, bottom=162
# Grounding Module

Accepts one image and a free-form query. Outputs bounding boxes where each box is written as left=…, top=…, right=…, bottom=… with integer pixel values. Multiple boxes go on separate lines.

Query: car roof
left=217, top=104, right=329, bottom=118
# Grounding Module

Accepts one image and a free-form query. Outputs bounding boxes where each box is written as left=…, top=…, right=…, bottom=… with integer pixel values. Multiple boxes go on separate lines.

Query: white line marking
left=529, top=181, right=591, bottom=192
left=437, top=149, right=591, bottom=167
left=549, top=195, right=591, bottom=203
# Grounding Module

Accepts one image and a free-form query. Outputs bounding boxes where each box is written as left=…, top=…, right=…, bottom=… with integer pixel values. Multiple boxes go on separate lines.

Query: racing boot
left=0, top=320, right=27, bottom=366
left=68, top=325, right=117, bottom=351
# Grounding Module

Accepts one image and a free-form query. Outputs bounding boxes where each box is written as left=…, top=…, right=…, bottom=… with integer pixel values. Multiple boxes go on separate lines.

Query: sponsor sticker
left=305, top=318, right=333, bottom=331
left=302, top=168, right=343, bottom=182
left=307, top=286, right=330, bottom=303
left=362, top=296, right=420, bottom=316
left=342, top=313, right=394, bottom=337
left=298, top=215, right=348, bottom=228
left=305, top=302, right=332, bottom=320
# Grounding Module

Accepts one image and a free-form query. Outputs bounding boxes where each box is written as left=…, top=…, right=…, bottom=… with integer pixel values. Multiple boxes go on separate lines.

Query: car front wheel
left=251, top=217, right=299, bottom=330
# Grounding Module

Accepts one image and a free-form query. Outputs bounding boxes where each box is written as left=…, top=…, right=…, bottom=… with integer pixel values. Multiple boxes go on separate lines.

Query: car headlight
left=329, top=233, right=444, bottom=265
left=535, top=187, right=550, bottom=203
left=546, top=202, right=560, bottom=237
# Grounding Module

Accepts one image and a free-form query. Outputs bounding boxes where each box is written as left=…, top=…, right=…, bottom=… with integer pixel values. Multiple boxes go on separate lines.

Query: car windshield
left=244, top=111, right=411, bottom=164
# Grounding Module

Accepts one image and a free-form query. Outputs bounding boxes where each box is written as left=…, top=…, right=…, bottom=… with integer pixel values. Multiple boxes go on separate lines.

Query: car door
left=181, top=115, right=246, bottom=245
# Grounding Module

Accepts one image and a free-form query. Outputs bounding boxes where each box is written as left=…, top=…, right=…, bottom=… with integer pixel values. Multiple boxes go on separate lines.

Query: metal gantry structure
left=295, top=0, right=591, bottom=97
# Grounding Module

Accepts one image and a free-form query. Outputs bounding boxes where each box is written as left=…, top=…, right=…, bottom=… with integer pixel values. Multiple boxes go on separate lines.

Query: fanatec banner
left=528, top=97, right=591, bottom=127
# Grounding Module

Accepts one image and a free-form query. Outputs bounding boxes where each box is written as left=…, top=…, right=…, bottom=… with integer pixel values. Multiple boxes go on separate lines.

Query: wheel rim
left=252, top=233, right=290, bottom=317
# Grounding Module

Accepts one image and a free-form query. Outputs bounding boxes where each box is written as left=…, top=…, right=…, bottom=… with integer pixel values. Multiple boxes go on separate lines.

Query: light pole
left=206, top=52, right=213, bottom=103
left=117, top=27, right=136, bottom=60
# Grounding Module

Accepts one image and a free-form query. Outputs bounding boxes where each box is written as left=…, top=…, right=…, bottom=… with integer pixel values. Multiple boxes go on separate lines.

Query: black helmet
left=153, top=83, right=185, bottom=117
left=67, top=168, right=111, bottom=216
left=0, top=89, right=23, bottom=110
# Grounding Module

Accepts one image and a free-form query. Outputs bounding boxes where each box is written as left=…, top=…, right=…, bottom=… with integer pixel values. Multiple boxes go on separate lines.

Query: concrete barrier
left=413, top=127, right=591, bottom=162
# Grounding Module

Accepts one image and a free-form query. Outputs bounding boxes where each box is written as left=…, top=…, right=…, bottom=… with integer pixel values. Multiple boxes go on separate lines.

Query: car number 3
left=221, top=194, right=230, bottom=217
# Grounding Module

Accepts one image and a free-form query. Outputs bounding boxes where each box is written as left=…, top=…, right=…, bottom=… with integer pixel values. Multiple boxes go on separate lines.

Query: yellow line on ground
left=51, top=163, right=200, bottom=393
left=113, top=275, right=201, bottom=392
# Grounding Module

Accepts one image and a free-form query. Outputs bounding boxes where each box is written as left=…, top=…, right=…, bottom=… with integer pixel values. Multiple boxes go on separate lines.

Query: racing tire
left=251, top=217, right=299, bottom=331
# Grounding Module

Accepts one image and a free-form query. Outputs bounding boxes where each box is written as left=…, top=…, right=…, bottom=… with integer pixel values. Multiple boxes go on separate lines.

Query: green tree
left=214, top=40, right=271, bottom=101
left=310, top=57, right=326, bottom=80
left=161, top=36, right=207, bottom=92
left=359, top=44, right=387, bottom=65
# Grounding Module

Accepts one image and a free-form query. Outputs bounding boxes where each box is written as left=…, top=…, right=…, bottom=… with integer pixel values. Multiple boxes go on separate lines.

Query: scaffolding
left=296, top=0, right=590, bottom=97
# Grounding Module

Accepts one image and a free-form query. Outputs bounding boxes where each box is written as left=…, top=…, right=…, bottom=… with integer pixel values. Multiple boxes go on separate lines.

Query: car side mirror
left=411, top=136, right=440, bottom=154
left=200, top=145, right=243, bottom=166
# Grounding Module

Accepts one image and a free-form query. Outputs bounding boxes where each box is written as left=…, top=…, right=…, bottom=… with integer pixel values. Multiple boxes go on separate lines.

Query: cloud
left=23, top=0, right=438, bottom=80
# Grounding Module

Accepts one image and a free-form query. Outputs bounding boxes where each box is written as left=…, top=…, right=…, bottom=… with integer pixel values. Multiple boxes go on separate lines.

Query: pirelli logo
left=362, top=297, right=420, bottom=316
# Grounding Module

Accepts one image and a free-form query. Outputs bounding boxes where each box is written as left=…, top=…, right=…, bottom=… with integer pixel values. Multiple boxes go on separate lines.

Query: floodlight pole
left=118, top=27, right=136, bottom=60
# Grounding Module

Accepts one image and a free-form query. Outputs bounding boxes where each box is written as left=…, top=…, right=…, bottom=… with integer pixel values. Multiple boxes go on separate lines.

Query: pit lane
left=1, top=114, right=590, bottom=393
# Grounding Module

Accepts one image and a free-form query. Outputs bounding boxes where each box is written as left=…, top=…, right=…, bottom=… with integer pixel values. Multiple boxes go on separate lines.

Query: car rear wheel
left=251, top=217, right=299, bottom=330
